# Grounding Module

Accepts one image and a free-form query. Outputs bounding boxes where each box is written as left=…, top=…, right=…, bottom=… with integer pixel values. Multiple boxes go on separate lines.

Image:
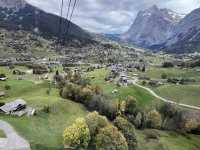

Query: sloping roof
left=0, top=99, right=26, bottom=113
left=0, top=91, right=5, bottom=97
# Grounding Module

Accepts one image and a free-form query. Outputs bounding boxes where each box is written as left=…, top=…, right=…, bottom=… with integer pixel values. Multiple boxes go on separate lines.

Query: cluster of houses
left=105, top=64, right=138, bottom=87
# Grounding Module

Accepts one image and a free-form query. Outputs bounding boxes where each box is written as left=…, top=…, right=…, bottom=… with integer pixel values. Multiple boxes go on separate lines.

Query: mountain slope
left=121, top=5, right=183, bottom=48
left=0, top=0, right=92, bottom=43
left=164, top=8, right=200, bottom=53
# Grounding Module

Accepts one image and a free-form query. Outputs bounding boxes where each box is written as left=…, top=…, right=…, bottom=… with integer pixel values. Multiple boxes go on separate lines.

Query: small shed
left=0, top=99, right=26, bottom=114
left=0, top=91, right=5, bottom=97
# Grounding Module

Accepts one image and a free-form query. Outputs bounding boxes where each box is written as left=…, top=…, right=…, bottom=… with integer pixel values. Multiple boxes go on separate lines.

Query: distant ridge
left=0, top=0, right=93, bottom=44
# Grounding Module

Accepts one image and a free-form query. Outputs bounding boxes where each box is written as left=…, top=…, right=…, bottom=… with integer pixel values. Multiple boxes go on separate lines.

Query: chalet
left=0, top=74, right=7, bottom=81
left=149, top=80, right=164, bottom=87
left=0, top=99, right=35, bottom=117
left=0, top=91, right=5, bottom=97
left=13, top=69, right=26, bottom=75
left=0, top=99, right=26, bottom=114
left=32, top=65, right=48, bottom=75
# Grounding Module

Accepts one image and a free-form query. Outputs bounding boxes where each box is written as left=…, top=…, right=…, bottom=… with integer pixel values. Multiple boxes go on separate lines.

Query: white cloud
left=26, top=0, right=200, bottom=33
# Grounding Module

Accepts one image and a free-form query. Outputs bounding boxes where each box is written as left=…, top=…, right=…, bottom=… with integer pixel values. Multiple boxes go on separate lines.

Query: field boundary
left=133, top=83, right=200, bottom=110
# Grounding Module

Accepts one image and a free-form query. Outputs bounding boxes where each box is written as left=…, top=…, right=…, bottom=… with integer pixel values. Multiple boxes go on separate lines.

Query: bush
left=160, top=103, right=177, bottom=118
left=146, top=110, right=162, bottom=129
left=61, top=83, right=81, bottom=102
left=61, top=83, right=117, bottom=120
left=161, top=73, right=167, bottom=79
left=91, top=85, right=103, bottom=95
left=141, top=80, right=147, bottom=85
left=134, top=112, right=143, bottom=129
left=125, top=96, right=138, bottom=115
left=80, top=87, right=94, bottom=104
left=85, top=111, right=109, bottom=137
left=78, top=77, right=91, bottom=87
left=72, top=71, right=81, bottom=83
left=0, top=74, right=6, bottom=78
left=88, top=95, right=118, bottom=120
left=144, top=129, right=160, bottom=140
left=42, top=105, right=50, bottom=113
left=63, top=118, right=91, bottom=149
left=177, top=111, right=200, bottom=133
left=183, top=119, right=199, bottom=132
left=95, top=125, right=128, bottom=150
left=114, top=117, right=137, bottom=150
left=162, top=62, right=174, bottom=68
left=4, top=85, right=11, bottom=90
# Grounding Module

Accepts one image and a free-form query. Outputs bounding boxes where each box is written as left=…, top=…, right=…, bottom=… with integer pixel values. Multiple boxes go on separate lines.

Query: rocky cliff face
left=121, top=5, right=183, bottom=48
left=0, top=0, right=26, bottom=10
left=0, top=0, right=92, bottom=43
left=164, top=8, right=200, bottom=53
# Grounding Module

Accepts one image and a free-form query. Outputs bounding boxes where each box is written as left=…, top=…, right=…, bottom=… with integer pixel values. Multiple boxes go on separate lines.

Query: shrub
left=95, top=125, right=128, bottom=150
left=184, top=119, right=199, bottom=132
left=78, top=77, right=91, bottom=87
left=80, top=87, right=93, bottom=104
left=141, top=80, right=147, bottom=85
left=162, top=62, right=174, bottom=68
left=61, top=85, right=117, bottom=120
left=125, top=96, right=138, bottom=115
left=42, top=105, right=50, bottom=113
left=85, top=111, right=109, bottom=137
left=61, top=83, right=81, bottom=101
left=177, top=111, right=200, bottom=133
left=146, top=110, right=162, bottom=129
left=161, top=73, right=167, bottom=79
left=63, top=118, right=91, bottom=149
left=72, top=71, right=81, bottom=83
left=160, top=103, right=177, bottom=118
left=114, top=117, right=137, bottom=150
left=4, top=85, right=11, bottom=90
left=134, top=112, right=143, bottom=128
left=144, top=130, right=160, bottom=140
left=0, top=74, right=6, bottom=78
left=91, top=85, right=102, bottom=95
left=88, top=95, right=118, bottom=120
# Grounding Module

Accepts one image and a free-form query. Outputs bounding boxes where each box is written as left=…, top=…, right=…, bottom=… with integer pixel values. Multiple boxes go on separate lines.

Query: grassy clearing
left=137, top=129, right=200, bottom=150
left=154, top=84, right=200, bottom=107
left=86, top=68, right=162, bottom=109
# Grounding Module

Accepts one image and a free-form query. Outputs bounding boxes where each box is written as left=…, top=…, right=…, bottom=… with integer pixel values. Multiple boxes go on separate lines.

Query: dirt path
left=0, top=120, right=31, bottom=150
left=133, top=83, right=200, bottom=110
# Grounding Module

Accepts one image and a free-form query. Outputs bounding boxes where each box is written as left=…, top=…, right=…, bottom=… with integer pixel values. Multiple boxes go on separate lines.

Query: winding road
left=0, top=120, right=31, bottom=150
left=133, top=82, right=200, bottom=110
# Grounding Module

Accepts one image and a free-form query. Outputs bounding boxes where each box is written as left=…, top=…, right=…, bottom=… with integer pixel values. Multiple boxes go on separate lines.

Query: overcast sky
left=26, top=0, right=200, bottom=34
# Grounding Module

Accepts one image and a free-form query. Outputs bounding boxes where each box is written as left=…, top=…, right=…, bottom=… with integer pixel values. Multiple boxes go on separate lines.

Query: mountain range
left=1, top=1, right=200, bottom=54
left=0, top=0, right=92, bottom=44
left=121, top=5, right=200, bottom=53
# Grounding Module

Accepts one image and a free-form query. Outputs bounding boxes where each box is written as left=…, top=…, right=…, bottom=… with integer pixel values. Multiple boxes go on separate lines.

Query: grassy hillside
left=0, top=66, right=87, bottom=150
left=131, top=67, right=200, bottom=82
left=154, top=84, right=200, bottom=107
left=1, top=66, right=200, bottom=150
